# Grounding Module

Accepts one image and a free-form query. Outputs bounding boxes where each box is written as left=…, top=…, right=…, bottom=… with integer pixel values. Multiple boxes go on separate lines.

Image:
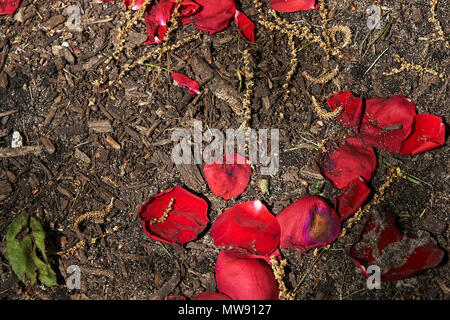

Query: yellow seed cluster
left=149, top=198, right=175, bottom=225
left=270, top=256, right=295, bottom=300
left=74, top=198, right=115, bottom=231
left=383, top=54, right=444, bottom=80
left=429, top=0, right=449, bottom=49
left=311, top=95, right=342, bottom=120
left=241, top=49, right=254, bottom=131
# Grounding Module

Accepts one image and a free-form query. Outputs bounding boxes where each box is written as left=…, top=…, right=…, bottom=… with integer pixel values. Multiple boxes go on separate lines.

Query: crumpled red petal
left=171, top=72, right=200, bottom=94
left=400, top=114, right=446, bottom=155
left=0, top=0, right=20, bottom=15
left=122, top=0, right=147, bottom=10
left=234, top=10, right=255, bottom=43
left=334, top=177, right=371, bottom=220
left=144, top=0, right=174, bottom=44
left=203, top=153, right=252, bottom=200
left=211, top=201, right=280, bottom=256
left=270, top=0, right=316, bottom=12
left=349, top=211, right=444, bottom=281
left=138, top=186, right=209, bottom=246
left=358, top=95, right=417, bottom=153
left=327, top=91, right=363, bottom=129
left=192, top=0, right=236, bottom=35
left=319, top=136, right=377, bottom=189
left=277, top=196, right=341, bottom=252
left=215, top=250, right=279, bottom=300
left=192, top=292, right=231, bottom=300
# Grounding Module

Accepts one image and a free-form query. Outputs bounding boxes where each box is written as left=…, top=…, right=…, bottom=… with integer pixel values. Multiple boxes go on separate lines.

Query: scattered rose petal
left=192, top=0, right=236, bottom=35
left=349, top=211, right=444, bottom=281
left=270, top=0, right=316, bottom=12
left=400, top=114, right=446, bottom=155
left=138, top=186, right=209, bottom=246
left=215, top=250, right=279, bottom=300
left=0, top=0, right=20, bottom=15
left=203, top=153, right=252, bottom=200
left=277, top=196, right=341, bottom=252
left=234, top=10, right=255, bottom=42
left=171, top=72, right=200, bottom=94
left=192, top=292, right=231, bottom=300
left=144, top=0, right=174, bottom=44
left=178, top=0, right=201, bottom=25
left=122, top=0, right=147, bottom=10
left=334, top=177, right=371, bottom=220
left=165, top=295, right=187, bottom=300
left=319, top=136, right=377, bottom=189
left=211, top=201, right=280, bottom=256
left=358, top=95, right=417, bottom=153
left=327, top=91, right=364, bottom=129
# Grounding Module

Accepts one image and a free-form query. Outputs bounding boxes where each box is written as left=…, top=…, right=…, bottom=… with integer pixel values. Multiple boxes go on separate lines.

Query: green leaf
left=6, top=213, right=57, bottom=287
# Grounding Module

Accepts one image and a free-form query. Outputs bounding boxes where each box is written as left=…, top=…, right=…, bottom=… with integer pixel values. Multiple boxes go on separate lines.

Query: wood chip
left=105, top=136, right=121, bottom=150
left=0, top=145, right=42, bottom=158
left=88, top=120, right=113, bottom=133
left=0, top=179, right=12, bottom=201
left=40, top=136, right=56, bottom=154
left=176, top=163, right=205, bottom=193
left=74, top=148, right=91, bottom=164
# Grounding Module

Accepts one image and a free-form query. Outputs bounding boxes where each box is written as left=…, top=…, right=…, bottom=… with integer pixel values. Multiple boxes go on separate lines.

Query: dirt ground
left=0, top=0, right=448, bottom=300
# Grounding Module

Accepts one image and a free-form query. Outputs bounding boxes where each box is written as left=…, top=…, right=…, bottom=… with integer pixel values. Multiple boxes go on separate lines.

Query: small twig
left=363, top=47, right=389, bottom=75
left=0, top=145, right=43, bottom=158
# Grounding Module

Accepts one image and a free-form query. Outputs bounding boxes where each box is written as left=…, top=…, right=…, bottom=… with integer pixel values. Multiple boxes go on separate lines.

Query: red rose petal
left=192, top=292, right=231, bottom=300
left=270, top=0, right=316, bottom=12
left=193, top=0, right=236, bottom=35
left=211, top=200, right=280, bottom=256
left=358, top=95, right=417, bottom=153
left=334, top=177, right=371, bottom=220
left=171, top=72, right=200, bottom=94
left=0, top=0, right=20, bottom=15
left=138, top=186, right=209, bottom=246
left=277, top=196, right=341, bottom=252
left=400, top=114, right=446, bottom=155
left=319, top=136, right=377, bottom=189
left=144, top=0, right=174, bottom=44
left=350, top=211, right=444, bottom=281
left=215, top=251, right=279, bottom=300
left=234, top=10, right=255, bottom=43
left=327, top=91, right=364, bottom=129
left=203, top=153, right=251, bottom=200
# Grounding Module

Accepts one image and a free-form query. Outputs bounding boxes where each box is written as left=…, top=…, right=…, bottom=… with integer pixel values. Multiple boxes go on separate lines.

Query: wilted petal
left=138, top=186, right=209, bottom=246
left=350, top=211, right=444, bottom=281
left=193, top=0, right=236, bottom=35
left=215, top=251, right=279, bottom=300
left=277, top=196, right=341, bottom=252
left=358, top=95, right=416, bottom=153
left=334, top=177, right=371, bottom=220
left=171, top=72, right=200, bottom=94
left=203, top=153, right=252, bottom=200
left=319, top=136, right=377, bottom=189
left=0, top=0, right=21, bottom=15
left=327, top=91, right=363, bottom=129
left=211, top=201, right=280, bottom=256
left=400, top=114, right=446, bottom=155
left=271, top=0, right=316, bottom=12
left=234, top=10, right=255, bottom=43
left=144, top=0, right=174, bottom=44
left=192, top=292, right=231, bottom=300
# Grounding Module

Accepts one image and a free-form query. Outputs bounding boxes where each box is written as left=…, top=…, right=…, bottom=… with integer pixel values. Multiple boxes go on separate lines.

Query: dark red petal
left=215, top=251, right=279, bottom=300
left=179, top=0, right=201, bottom=20
left=319, top=136, right=377, bottom=189
left=203, top=153, right=251, bottom=200
left=400, top=114, right=446, bottom=155
left=192, top=292, right=231, bottom=300
left=0, top=0, right=21, bottom=15
left=277, top=196, right=341, bottom=252
left=122, top=0, right=146, bottom=10
left=270, top=0, right=316, bottom=12
left=334, top=177, right=371, bottom=220
left=138, top=186, right=209, bottom=246
left=171, top=72, right=200, bottom=94
left=144, top=0, right=174, bottom=44
left=211, top=201, right=280, bottom=256
left=349, top=211, right=444, bottom=281
left=234, top=10, right=255, bottom=43
left=193, top=0, right=236, bottom=35
left=327, top=91, right=363, bottom=129
left=165, top=295, right=187, bottom=300
left=358, top=95, right=417, bottom=153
